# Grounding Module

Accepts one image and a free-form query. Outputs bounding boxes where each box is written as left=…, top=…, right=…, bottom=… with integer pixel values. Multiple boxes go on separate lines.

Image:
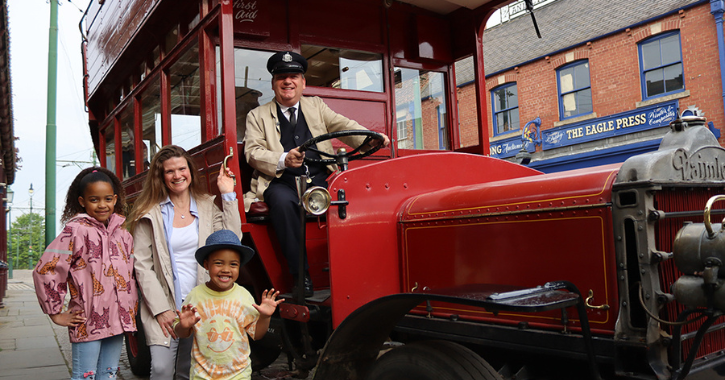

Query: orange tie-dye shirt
left=179, top=283, right=259, bottom=380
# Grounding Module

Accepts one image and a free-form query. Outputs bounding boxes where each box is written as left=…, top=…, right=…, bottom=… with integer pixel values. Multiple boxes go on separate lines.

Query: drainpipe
left=712, top=0, right=725, bottom=123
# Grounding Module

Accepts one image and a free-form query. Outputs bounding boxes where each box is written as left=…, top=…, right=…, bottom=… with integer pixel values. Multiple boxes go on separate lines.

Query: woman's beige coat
left=132, top=194, right=241, bottom=346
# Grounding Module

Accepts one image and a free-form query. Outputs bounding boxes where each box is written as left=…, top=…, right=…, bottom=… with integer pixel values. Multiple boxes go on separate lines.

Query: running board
left=313, top=281, right=601, bottom=380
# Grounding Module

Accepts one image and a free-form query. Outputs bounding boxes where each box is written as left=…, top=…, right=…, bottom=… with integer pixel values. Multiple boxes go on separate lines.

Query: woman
left=128, top=145, right=242, bottom=380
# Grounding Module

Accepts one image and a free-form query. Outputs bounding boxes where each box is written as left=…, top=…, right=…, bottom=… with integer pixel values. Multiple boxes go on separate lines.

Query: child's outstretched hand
left=253, top=289, right=284, bottom=317
left=177, top=304, right=201, bottom=330
left=49, top=309, right=85, bottom=327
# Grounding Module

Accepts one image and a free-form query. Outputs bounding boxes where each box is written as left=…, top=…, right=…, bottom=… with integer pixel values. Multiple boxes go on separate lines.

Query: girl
left=33, top=167, right=137, bottom=380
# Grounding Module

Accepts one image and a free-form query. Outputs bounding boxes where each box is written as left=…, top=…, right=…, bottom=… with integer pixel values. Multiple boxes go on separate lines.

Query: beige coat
left=243, top=96, right=367, bottom=211
left=132, top=194, right=241, bottom=346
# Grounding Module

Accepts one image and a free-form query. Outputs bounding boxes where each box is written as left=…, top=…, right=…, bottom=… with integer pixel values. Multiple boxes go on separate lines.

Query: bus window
left=120, top=104, right=136, bottom=179
left=141, top=76, right=161, bottom=169
left=394, top=68, right=449, bottom=150
left=302, top=45, right=383, bottom=92
left=217, top=47, right=274, bottom=141
left=104, top=126, right=116, bottom=175
left=169, top=42, right=201, bottom=150
left=164, top=27, right=178, bottom=57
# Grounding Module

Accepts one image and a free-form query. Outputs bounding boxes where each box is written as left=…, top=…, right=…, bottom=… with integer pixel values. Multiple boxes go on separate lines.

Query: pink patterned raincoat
left=33, top=213, right=138, bottom=343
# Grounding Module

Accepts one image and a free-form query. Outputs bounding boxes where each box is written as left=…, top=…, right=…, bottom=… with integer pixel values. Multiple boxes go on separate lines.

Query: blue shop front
left=490, top=101, right=720, bottom=173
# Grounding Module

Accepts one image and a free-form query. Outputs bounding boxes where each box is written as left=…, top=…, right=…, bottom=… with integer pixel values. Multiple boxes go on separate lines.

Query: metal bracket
left=585, top=289, right=610, bottom=310
left=279, top=302, right=311, bottom=323
left=331, top=189, right=348, bottom=219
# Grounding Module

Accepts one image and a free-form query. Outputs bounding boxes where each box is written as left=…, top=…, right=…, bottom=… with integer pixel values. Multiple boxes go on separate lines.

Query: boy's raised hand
left=177, top=304, right=201, bottom=329
left=253, top=289, right=284, bottom=317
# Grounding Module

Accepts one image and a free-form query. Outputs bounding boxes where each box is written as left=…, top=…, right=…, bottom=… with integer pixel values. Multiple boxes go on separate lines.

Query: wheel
left=126, top=314, right=151, bottom=376
left=365, top=340, right=503, bottom=380
left=299, top=130, right=385, bottom=164
left=250, top=317, right=283, bottom=370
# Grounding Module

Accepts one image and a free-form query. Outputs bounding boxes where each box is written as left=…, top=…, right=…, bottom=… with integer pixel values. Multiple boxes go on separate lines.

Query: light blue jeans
left=71, top=334, right=124, bottom=380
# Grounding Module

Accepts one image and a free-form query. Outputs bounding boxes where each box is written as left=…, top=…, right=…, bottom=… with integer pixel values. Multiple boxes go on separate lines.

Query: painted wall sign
left=233, top=0, right=270, bottom=37
left=541, top=100, right=678, bottom=150
left=490, top=136, right=529, bottom=159
left=490, top=118, right=541, bottom=159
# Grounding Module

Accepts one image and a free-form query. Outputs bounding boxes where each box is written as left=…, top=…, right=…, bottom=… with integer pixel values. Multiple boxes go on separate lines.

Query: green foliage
left=7, top=213, right=46, bottom=270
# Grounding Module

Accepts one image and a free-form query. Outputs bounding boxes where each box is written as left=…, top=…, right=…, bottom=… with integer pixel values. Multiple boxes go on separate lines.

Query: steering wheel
left=298, top=130, right=385, bottom=165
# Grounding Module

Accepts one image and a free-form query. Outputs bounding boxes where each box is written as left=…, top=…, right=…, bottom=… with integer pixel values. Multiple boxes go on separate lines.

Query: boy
left=174, top=229, right=283, bottom=380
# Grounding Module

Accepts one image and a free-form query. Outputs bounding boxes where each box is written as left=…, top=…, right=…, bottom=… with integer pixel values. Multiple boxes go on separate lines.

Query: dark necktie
left=289, top=107, right=297, bottom=125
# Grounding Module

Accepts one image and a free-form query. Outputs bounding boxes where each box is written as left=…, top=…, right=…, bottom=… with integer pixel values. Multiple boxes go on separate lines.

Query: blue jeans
left=71, top=334, right=124, bottom=380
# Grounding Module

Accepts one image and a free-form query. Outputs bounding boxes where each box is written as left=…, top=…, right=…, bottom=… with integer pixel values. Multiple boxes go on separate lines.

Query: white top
left=171, top=219, right=199, bottom=302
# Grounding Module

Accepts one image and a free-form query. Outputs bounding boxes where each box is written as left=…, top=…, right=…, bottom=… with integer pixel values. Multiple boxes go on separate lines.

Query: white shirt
left=171, top=219, right=199, bottom=302
left=277, top=101, right=301, bottom=171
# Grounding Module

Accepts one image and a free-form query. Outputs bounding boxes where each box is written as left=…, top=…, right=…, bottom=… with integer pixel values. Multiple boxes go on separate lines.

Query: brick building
left=456, top=0, right=725, bottom=172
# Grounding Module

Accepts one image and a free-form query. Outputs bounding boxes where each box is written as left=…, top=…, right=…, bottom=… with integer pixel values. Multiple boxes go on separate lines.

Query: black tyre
left=250, top=317, right=283, bottom=370
left=365, top=340, right=502, bottom=380
left=126, top=314, right=152, bottom=377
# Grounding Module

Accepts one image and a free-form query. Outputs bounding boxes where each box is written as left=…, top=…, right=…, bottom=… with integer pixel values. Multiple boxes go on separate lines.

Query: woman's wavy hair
left=61, top=166, right=127, bottom=224
left=127, top=145, right=206, bottom=232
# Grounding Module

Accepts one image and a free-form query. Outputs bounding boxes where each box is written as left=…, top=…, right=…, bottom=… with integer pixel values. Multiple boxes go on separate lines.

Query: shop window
left=169, top=43, right=201, bottom=150
left=395, top=118, right=409, bottom=149
left=217, top=47, right=275, bottom=140
left=119, top=104, right=136, bottom=179
left=394, top=68, right=449, bottom=150
left=558, top=60, right=592, bottom=120
left=437, top=105, right=448, bottom=150
left=104, top=126, right=116, bottom=175
left=141, top=77, right=162, bottom=168
left=491, top=83, right=519, bottom=135
left=639, top=31, right=684, bottom=99
left=302, top=45, right=383, bottom=92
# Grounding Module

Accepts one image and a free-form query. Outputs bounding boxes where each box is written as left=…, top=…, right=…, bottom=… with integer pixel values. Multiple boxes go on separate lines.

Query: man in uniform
left=244, top=51, right=389, bottom=297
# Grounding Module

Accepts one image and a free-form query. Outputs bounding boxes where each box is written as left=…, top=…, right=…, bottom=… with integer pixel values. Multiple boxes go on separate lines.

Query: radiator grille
left=654, top=187, right=725, bottom=360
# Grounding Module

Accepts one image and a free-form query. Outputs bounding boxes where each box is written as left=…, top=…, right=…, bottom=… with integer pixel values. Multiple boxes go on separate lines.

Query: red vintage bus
left=81, top=1, right=725, bottom=379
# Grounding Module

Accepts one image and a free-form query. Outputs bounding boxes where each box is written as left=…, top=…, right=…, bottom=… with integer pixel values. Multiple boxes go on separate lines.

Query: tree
left=9, top=213, right=46, bottom=270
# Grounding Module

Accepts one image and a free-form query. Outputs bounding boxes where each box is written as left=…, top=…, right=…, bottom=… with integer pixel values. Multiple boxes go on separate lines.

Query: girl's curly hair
left=61, top=166, right=126, bottom=224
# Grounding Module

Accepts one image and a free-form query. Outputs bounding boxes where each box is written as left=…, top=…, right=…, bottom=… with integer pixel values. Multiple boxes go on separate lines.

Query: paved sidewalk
left=0, top=270, right=144, bottom=380
left=0, top=270, right=70, bottom=380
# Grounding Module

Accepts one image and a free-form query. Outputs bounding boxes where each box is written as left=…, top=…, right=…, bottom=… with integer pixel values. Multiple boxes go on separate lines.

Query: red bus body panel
left=325, top=153, right=543, bottom=326
left=401, top=164, right=621, bottom=333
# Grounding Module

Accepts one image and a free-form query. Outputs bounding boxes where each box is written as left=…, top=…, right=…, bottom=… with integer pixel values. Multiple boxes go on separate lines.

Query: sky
left=7, top=0, right=93, bottom=232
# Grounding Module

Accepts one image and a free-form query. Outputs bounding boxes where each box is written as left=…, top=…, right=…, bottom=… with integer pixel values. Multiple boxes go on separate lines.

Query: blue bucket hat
left=195, top=229, right=255, bottom=266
